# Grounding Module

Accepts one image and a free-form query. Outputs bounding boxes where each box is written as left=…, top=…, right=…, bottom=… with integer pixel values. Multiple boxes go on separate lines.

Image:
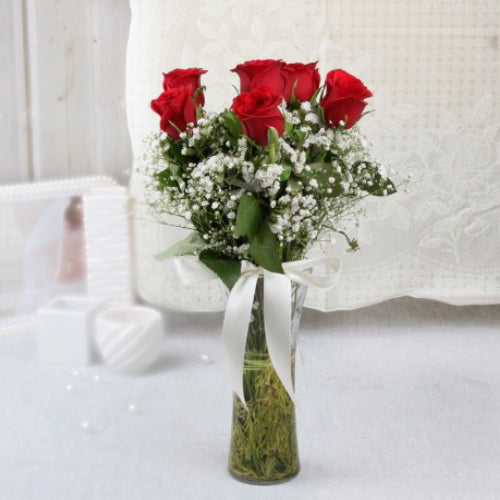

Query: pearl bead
left=81, top=420, right=90, bottom=431
left=66, top=384, right=73, bottom=391
left=94, top=375, right=101, bottom=383
left=128, top=404, right=139, bottom=415
left=200, top=354, right=214, bottom=365
left=72, top=370, right=79, bottom=377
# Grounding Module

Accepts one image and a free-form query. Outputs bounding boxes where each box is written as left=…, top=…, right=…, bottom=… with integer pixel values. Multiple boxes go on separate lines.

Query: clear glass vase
left=227, top=277, right=307, bottom=484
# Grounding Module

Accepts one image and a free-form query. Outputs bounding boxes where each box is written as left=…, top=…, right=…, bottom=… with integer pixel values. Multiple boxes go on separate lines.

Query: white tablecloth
left=1, top=298, right=499, bottom=500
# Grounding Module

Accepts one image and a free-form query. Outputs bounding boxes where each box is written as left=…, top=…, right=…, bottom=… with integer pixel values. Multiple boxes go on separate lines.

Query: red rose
left=162, top=67, right=207, bottom=105
left=151, top=86, right=197, bottom=140
left=231, top=86, right=284, bottom=145
left=281, top=62, right=320, bottom=102
left=231, top=59, right=285, bottom=98
left=321, top=69, right=372, bottom=128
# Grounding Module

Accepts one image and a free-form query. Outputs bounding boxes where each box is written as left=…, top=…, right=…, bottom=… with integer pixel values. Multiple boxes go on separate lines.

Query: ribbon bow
left=222, top=256, right=340, bottom=406
left=170, top=254, right=340, bottom=405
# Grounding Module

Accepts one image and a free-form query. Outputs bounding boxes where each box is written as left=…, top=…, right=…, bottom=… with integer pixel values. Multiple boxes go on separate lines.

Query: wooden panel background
left=0, top=0, right=132, bottom=184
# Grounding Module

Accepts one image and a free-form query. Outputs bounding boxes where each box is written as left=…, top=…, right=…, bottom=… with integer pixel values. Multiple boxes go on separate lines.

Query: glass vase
left=227, top=277, right=307, bottom=484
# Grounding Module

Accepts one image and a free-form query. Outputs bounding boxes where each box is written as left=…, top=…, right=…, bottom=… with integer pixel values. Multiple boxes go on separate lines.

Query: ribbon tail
left=283, top=255, right=341, bottom=289
left=263, top=271, right=296, bottom=404
left=221, top=273, right=258, bottom=408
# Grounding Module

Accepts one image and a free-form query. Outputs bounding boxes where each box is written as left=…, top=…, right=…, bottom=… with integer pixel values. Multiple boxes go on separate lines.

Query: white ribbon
left=170, top=254, right=340, bottom=406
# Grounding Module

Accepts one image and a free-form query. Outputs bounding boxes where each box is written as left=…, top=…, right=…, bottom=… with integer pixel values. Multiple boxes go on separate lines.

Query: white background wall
left=0, top=0, right=132, bottom=184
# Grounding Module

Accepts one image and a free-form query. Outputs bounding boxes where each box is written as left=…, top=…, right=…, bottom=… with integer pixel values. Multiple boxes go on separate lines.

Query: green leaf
left=289, top=80, right=300, bottom=110
left=199, top=249, right=241, bottom=291
left=226, top=176, right=256, bottom=192
left=284, top=121, right=293, bottom=134
left=235, top=194, right=263, bottom=239
left=245, top=136, right=259, bottom=148
left=155, top=232, right=205, bottom=261
left=267, top=126, right=280, bottom=162
left=299, top=162, right=342, bottom=196
left=191, top=85, right=206, bottom=104
left=222, top=110, right=242, bottom=140
left=169, top=163, right=182, bottom=179
left=249, top=222, right=283, bottom=273
left=287, top=176, right=303, bottom=195
left=165, top=138, right=188, bottom=165
left=353, top=161, right=397, bottom=196
left=226, top=177, right=255, bottom=192
left=310, top=87, right=322, bottom=106
left=363, top=176, right=397, bottom=196
left=294, top=129, right=307, bottom=145
left=268, top=143, right=276, bottom=163
left=154, top=160, right=184, bottom=189
left=280, top=163, right=292, bottom=181
left=267, top=126, right=279, bottom=146
left=318, top=83, right=326, bottom=102
left=318, top=106, right=326, bottom=125
left=153, top=168, right=178, bottom=188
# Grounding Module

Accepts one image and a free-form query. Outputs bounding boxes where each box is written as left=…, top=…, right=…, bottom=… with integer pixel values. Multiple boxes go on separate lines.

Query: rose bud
left=281, top=62, right=321, bottom=102
left=231, top=59, right=286, bottom=98
left=321, top=69, right=372, bottom=128
left=151, top=86, right=197, bottom=140
left=231, top=86, right=284, bottom=145
left=162, top=67, right=207, bottom=105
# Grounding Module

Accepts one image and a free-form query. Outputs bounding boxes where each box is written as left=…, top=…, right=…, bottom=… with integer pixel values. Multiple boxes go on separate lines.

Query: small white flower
left=304, top=113, right=320, bottom=124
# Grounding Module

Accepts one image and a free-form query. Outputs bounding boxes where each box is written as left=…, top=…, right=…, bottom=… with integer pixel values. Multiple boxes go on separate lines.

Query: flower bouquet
left=144, top=59, right=396, bottom=484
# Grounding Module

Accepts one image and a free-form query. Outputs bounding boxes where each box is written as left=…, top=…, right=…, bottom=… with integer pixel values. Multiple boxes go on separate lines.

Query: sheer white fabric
left=0, top=178, right=129, bottom=334
left=127, top=0, right=500, bottom=311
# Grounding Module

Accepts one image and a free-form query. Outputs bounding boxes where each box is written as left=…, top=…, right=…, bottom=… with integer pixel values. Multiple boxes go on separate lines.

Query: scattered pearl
left=81, top=420, right=90, bottom=431
left=72, top=370, right=79, bottom=377
left=94, top=375, right=101, bottom=383
left=200, top=354, right=214, bottom=365
left=128, top=404, right=139, bottom=415
left=66, top=384, right=73, bottom=392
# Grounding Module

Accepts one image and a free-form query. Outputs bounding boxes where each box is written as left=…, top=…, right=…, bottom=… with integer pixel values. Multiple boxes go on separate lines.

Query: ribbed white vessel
left=95, top=305, right=163, bottom=373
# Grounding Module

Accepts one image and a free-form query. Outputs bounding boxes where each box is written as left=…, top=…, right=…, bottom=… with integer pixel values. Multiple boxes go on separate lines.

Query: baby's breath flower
left=304, top=113, right=319, bottom=124
left=144, top=96, right=397, bottom=264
